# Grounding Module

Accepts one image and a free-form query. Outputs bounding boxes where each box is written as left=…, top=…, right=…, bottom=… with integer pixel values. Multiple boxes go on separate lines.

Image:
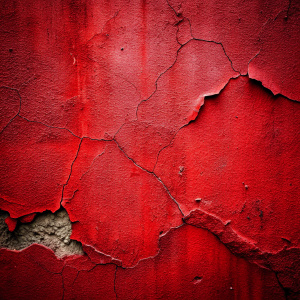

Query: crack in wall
left=1, top=204, right=297, bottom=298
left=135, top=37, right=239, bottom=121
left=60, top=139, right=84, bottom=206
left=184, top=209, right=300, bottom=298
left=112, top=138, right=184, bottom=216
left=0, top=86, right=21, bottom=135
left=167, top=0, right=240, bottom=74
left=1, top=72, right=298, bottom=299
left=1, top=0, right=299, bottom=298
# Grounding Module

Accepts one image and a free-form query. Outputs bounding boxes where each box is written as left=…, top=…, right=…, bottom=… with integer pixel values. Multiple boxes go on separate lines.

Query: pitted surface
left=0, top=209, right=83, bottom=257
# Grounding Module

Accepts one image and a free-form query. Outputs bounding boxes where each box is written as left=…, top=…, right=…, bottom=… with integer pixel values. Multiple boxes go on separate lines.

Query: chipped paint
left=0, top=0, right=299, bottom=299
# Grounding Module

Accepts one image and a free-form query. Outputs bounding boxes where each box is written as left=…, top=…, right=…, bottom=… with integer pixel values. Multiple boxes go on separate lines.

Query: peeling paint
left=249, top=0, right=300, bottom=101
left=0, top=0, right=299, bottom=298
left=155, top=77, right=300, bottom=254
left=184, top=209, right=300, bottom=296
left=62, top=138, right=182, bottom=267
left=0, top=116, right=81, bottom=218
left=0, top=209, right=83, bottom=257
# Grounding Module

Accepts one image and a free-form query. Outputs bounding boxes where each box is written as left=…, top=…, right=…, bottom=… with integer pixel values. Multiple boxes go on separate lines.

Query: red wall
left=0, top=0, right=299, bottom=299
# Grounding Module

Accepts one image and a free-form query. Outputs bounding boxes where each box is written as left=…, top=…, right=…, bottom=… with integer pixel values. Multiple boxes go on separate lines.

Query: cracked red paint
left=4, top=212, right=36, bottom=233
left=0, top=116, right=80, bottom=218
left=0, top=87, right=20, bottom=133
left=62, top=138, right=182, bottom=267
left=185, top=209, right=300, bottom=296
left=1, top=0, right=299, bottom=298
left=0, top=245, right=64, bottom=300
left=116, top=39, right=238, bottom=171
left=249, top=0, right=300, bottom=101
left=155, top=77, right=300, bottom=253
left=168, top=0, right=289, bottom=74
left=117, top=225, right=285, bottom=299
left=4, top=216, right=17, bottom=232
left=0, top=227, right=286, bottom=300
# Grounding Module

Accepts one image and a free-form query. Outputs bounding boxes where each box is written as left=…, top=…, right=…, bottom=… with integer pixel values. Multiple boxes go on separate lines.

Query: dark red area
left=116, top=225, right=285, bottom=300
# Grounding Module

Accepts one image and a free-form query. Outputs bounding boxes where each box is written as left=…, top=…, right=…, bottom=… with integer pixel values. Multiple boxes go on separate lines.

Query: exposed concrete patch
left=0, top=209, right=83, bottom=257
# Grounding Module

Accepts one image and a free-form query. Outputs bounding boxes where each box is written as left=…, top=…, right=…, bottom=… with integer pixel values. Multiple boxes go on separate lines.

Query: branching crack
left=135, top=44, right=182, bottom=119
left=112, top=138, right=184, bottom=216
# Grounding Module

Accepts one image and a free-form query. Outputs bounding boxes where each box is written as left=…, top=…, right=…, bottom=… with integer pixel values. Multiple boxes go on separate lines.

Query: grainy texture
left=0, top=0, right=299, bottom=299
left=0, top=209, right=83, bottom=257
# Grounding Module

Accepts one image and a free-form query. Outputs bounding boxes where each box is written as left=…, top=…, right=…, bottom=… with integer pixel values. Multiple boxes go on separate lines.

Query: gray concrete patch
left=0, top=209, right=83, bottom=257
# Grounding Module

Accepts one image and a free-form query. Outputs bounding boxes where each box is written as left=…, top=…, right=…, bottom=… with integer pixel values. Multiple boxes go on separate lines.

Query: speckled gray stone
left=0, top=209, right=83, bottom=257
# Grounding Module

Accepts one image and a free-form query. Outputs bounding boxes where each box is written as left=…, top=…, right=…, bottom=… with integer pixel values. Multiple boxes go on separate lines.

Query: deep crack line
left=152, top=75, right=240, bottom=173
left=60, top=138, right=83, bottom=206
left=112, top=138, right=184, bottom=216
left=135, top=43, right=182, bottom=119
left=135, top=37, right=240, bottom=122
left=166, top=0, right=240, bottom=75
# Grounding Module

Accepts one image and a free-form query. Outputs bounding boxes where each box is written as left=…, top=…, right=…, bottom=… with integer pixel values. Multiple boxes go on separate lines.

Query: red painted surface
left=155, top=76, right=300, bottom=253
left=0, top=116, right=80, bottom=218
left=62, top=138, right=182, bottom=266
left=20, top=213, right=37, bottom=224
left=4, top=216, right=17, bottom=232
left=168, top=0, right=289, bottom=75
left=0, top=229, right=286, bottom=300
left=0, top=0, right=299, bottom=299
left=248, top=1, right=300, bottom=101
left=0, top=245, right=64, bottom=300
left=116, top=225, right=285, bottom=300
left=116, top=39, right=238, bottom=170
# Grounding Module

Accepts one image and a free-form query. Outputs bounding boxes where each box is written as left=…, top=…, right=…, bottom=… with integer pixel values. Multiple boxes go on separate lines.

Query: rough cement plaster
left=0, top=209, right=83, bottom=257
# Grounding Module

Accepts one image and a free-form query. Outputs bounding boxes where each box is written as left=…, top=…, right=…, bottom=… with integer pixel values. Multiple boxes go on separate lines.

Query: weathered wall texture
left=0, top=0, right=299, bottom=299
left=0, top=209, right=83, bottom=257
